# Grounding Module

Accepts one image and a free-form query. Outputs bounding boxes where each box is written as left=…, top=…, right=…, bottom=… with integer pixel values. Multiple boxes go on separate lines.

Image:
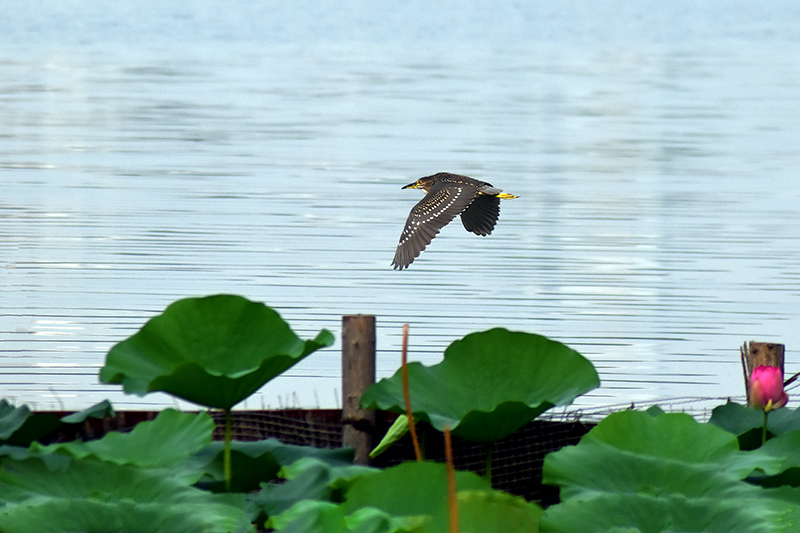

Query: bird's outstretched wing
left=391, top=183, right=476, bottom=270
left=459, top=194, right=500, bottom=236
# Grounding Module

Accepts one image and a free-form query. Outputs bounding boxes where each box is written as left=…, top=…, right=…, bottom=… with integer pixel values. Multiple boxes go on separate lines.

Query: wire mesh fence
left=42, top=396, right=749, bottom=505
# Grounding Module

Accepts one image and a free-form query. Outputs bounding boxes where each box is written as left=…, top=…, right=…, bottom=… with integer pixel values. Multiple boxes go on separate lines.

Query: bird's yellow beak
left=402, top=181, right=421, bottom=189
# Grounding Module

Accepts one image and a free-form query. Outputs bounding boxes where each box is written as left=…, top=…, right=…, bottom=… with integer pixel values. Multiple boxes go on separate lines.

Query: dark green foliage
left=10, top=294, right=800, bottom=531
left=541, top=409, right=800, bottom=532
left=0, top=400, right=60, bottom=446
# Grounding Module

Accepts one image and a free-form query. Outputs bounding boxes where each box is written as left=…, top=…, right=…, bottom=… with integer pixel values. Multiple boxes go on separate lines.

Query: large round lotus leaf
left=541, top=410, right=799, bottom=532
left=100, top=294, right=334, bottom=409
left=360, top=328, right=599, bottom=442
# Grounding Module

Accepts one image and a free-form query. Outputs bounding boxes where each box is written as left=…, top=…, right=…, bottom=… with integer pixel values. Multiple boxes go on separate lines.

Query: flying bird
left=391, top=172, right=518, bottom=270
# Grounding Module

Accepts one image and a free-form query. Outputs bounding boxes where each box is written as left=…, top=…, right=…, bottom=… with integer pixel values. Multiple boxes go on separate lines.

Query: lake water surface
left=2, top=2, right=800, bottom=414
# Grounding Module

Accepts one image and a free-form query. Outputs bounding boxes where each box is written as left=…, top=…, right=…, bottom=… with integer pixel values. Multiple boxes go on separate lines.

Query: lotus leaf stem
left=401, top=323, right=423, bottom=462
left=224, top=407, right=232, bottom=491
left=444, top=425, right=458, bottom=533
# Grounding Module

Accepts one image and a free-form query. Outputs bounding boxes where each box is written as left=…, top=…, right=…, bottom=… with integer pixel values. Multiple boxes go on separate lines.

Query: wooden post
left=342, top=315, right=376, bottom=465
left=741, top=341, right=785, bottom=406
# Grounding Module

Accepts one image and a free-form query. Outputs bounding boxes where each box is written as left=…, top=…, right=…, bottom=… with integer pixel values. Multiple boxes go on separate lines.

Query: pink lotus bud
left=750, top=365, right=788, bottom=412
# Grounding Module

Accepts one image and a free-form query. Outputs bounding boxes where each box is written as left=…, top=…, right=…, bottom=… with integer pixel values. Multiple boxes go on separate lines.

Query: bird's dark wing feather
left=460, top=194, right=500, bottom=236
left=392, top=183, right=476, bottom=270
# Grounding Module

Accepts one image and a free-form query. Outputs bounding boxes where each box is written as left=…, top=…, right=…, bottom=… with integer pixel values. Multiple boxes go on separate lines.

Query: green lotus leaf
left=267, top=462, right=541, bottom=532
left=0, top=445, right=38, bottom=462
left=0, top=401, right=32, bottom=441
left=709, top=401, right=765, bottom=437
left=344, top=462, right=539, bottom=533
left=541, top=491, right=789, bottom=533
left=711, top=403, right=800, bottom=451
left=342, top=462, right=491, bottom=521
left=343, top=506, right=429, bottom=533
left=0, top=400, right=116, bottom=448
left=360, top=329, right=599, bottom=442
left=750, top=430, right=800, bottom=488
left=456, top=490, right=543, bottom=533
left=192, top=439, right=356, bottom=493
left=759, top=430, right=800, bottom=472
left=249, top=457, right=376, bottom=522
left=31, top=409, right=214, bottom=473
left=0, top=400, right=60, bottom=446
left=541, top=409, right=796, bottom=532
left=269, top=499, right=427, bottom=533
left=60, top=399, right=115, bottom=424
left=0, top=456, right=250, bottom=533
left=280, top=456, right=369, bottom=482
left=99, top=294, right=334, bottom=409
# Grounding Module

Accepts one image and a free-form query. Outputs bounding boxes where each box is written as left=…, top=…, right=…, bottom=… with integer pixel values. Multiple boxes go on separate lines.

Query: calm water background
left=2, top=2, right=800, bottom=413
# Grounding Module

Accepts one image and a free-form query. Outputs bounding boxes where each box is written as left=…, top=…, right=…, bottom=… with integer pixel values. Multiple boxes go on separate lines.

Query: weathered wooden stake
left=741, top=341, right=785, bottom=406
left=342, top=315, right=376, bottom=465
